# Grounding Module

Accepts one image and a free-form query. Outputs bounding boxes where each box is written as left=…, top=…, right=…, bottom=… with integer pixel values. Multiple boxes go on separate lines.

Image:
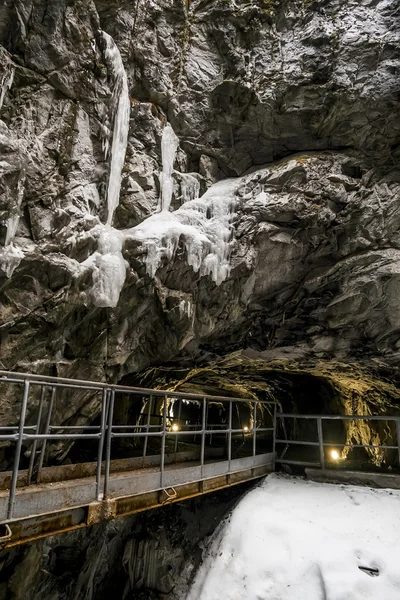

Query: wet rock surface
left=0, top=483, right=252, bottom=600
left=0, top=0, right=400, bottom=596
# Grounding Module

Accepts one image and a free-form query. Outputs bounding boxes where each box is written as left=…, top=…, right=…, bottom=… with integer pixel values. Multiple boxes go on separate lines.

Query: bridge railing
left=0, top=371, right=276, bottom=522
left=275, top=413, right=400, bottom=469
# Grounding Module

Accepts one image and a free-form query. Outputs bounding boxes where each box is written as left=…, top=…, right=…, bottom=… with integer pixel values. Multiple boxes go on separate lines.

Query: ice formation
left=127, top=177, right=237, bottom=285
left=188, top=474, right=400, bottom=600
left=83, top=226, right=128, bottom=308
left=81, top=32, right=129, bottom=307
left=179, top=173, right=200, bottom=204
left=101, top=31, right=130, bottom=226
left=0, top=63, right=14, bottom=111
left=0, top=169, right=25, bottom=278
left=159, top=123, right=179, bottom=212
left=128, top=123, right=238, bottom=285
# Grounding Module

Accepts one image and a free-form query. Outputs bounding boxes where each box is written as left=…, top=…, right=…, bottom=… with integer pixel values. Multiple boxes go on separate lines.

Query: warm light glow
left=171, top=424, right=179, bottom=432
left=243, top=426, right=249, bottom=432
left=331, top=449, right=340, bottom=460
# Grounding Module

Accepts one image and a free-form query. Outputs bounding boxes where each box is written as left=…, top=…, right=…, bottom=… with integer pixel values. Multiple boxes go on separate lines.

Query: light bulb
left=331, top=449, right=340, bottom=460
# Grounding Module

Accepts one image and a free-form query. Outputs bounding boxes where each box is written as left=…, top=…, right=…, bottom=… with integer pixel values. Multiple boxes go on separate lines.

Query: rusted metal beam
left=0, top=464, right=273, bottom=549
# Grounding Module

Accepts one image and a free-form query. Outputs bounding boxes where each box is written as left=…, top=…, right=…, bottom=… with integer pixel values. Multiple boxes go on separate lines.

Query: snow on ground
left=187, top=474, right=400, bottom=600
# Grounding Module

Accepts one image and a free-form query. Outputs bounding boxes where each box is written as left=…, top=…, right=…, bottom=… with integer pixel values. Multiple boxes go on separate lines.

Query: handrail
left=275, top=411, right=400, bottom=470
left=0, top=372, right=276, bottom=522
left=0, top=370, right=276, bottom=404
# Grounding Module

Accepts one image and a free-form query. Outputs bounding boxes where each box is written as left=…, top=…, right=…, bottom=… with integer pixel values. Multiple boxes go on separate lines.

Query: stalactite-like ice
left=127, top=177, right=238, bottom=285
left=81, top=32, right=129, bottom=307
left=179, top=173, right=200, bottom=204
left=0, top=170, right=25, bottom=278
left=101, top=31, right=130, bottom=226
left=159, top=123, right=179, bottom=212
left=83, top=226, right=128, bottom=308
left=0, top=64, right=14, bottom=111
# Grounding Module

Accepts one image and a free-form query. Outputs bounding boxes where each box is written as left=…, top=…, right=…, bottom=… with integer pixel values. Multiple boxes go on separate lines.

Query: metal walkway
left=0, top=370, right=276, bottom=547
left=0, top=370, right=398, bottom=548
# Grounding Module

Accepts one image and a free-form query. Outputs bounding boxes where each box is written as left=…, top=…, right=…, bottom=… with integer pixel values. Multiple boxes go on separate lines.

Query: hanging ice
left=126, top=177, right=238, bottom=285
left=159, top=123, right=179, bottom=212
left=101, top=31, right=130, bottom=226
left=80, top=32, right=129, bottom=307
left=83, top=226, right=128, bottom=308
left=0, top=169, right=25, bottom=278
left=179, top=172, right=200, bottom=204
left=0, top=63, right=14, bottom=112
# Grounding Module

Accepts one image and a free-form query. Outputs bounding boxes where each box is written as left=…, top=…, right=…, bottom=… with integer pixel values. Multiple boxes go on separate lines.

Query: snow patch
left=188, top=474, right=400, bottom=600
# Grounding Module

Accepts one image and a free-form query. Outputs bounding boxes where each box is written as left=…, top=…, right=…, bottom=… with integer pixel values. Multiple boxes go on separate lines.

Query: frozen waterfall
left=101, top=31, right=130, bottom=226
left=83, top=226, right=127, bottom=308
left=159, top=123, right=179, bottom=212
left=0, top=170, right=25, bottom=278
left=127, top=177, right=237, bottom=285
left=127, top=123, right=237, bottom=286
left=80, top=32, right=129, bottom=307
left=0, top=64, right=14, bottom=111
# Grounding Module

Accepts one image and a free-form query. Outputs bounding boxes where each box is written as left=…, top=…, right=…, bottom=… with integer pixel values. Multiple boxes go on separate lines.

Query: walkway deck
left=0, top=452, right=274, bottom=547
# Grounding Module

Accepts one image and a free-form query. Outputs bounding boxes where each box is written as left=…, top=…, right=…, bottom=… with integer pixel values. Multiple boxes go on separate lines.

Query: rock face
left=0, top=482, right=251, bottom=600
left=0, top=0, right=399, bottom=424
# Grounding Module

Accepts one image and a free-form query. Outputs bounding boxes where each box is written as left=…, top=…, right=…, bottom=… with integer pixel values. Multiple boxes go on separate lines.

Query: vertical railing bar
left=27, top=385, right=46, bottom=485
left=160, top=393, right=168, bottom=488
left=317, top=417, right=325, bottom=469
left=7, top=380, right=30, bottom=520
left=174, top=398, right=182, bottom=460
left=252, top=402, right=257, bottom=463
left=37, top=386, right=56, bottom=481
left=228, top=402, right=232, bottom=475
left=396, top=418, right=400, bottom=468
left=200, top=397, right=207, bottom=478
left=103, top=388, right=115, bottom=499
left=95, top=388, right=109, bottom=500
left=142, top=394, right=152, bottom=464
left=272, top=402, right=277, bottom=466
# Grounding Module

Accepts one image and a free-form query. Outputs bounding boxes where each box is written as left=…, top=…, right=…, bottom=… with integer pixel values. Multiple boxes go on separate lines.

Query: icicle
left=0, top=170, right=25, bottom=278
left=159, top=123, right=179, bottom=212
left=101, top=31, right=130, bottom=226
left=0, top=64, right=14, bottom=112
left=180, top=173, right=200, bottom=204
left=126, top=177, right=238, bottom=286
left=83, top=226, right=127, bottom=308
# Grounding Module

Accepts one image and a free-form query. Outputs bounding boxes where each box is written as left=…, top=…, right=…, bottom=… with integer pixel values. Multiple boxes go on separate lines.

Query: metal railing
left=1, top=369, right=399, bottom=526
left=0, top=371, right=276, bottom=522
left=275, top=413, right=400, bottom=469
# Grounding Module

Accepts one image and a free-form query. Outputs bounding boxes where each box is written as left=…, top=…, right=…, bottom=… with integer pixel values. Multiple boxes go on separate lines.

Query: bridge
left=0, top=370, right=398, bottom=549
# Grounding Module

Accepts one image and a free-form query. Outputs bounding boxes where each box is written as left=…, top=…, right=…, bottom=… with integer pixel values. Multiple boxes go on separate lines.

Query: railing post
left=95, top=388, right=109, bottom=500
left=103, top=388, right=115, bottom=499
left=396, top=418, right=400, bottom=468
left=317, top=417, right=325, bottom=469
left=142, top=394, right=152, bottom=464
left=7, top=380, right=30, bottom=520
left=27, top=385, right=46, bottom=485
left=228, top=402, right=232, bottom=475
left=160, top=393, right=168, bottom=488
left=174, top=398, right=182, bottom=460
left=200, top=397, right=206, bottom=478
left=252, top=402, right=257, bottom=458
left=272, top=402, right=277, bottom=463
left=37, top=386, right=56, bottom=482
